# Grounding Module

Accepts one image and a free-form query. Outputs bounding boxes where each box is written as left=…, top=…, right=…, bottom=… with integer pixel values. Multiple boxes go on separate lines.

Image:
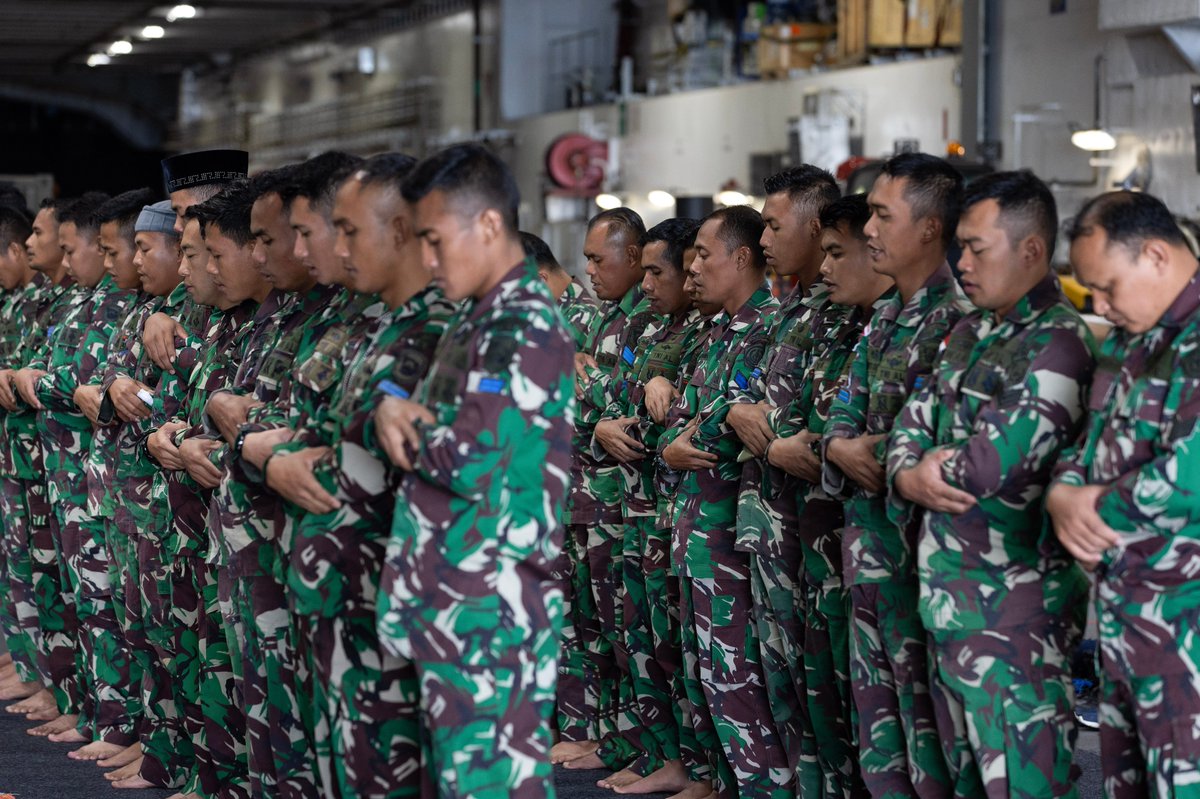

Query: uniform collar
left=993, top=271, right=1064, bottom=327
left=1157, top=266, right=1200, bottom=332
left=895, top=261, right=957, bottom=328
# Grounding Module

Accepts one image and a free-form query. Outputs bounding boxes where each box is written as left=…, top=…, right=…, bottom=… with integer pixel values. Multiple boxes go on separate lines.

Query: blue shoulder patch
left=734, top=372, right=749, bottom=390
left=378, top=379, right=410, bottom=400
left=837, top=388, right=851, bottom=403
left=622, top=345, right=636, bottom=365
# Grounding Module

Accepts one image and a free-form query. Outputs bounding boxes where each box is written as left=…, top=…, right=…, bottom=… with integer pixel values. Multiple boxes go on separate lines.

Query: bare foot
left=104, top=756, right=145, bottom=781
left=598, top=768, right=645, bottom=790
left=8, top=687, right=55, bottom=714
left=28, top=713, right=73, bottom=736
left=48, top=725, right=89, bottom=743
left=666, top=779, right=713, bottom=799
left=69, top=741, right=128, bottom=761
left=551, top=739, right=599, bottom=765
left=99, top=741, right=143, bottom=768
left=563, top=752, right=606, bottom=770
left=0, top=679, right=42, bottom=701
left=113, top=775, right=157, bottom=790
left=616, top=760, right=694, bottom=795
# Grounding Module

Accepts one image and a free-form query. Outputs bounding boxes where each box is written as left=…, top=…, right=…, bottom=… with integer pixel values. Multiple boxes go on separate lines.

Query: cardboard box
left=758, top=23, right=836, bottom=76
left=905, top=0, right=938, bottom=47
left=940, top=0, right=963, bottom=46
left=868, top=0, right=906, bottom=47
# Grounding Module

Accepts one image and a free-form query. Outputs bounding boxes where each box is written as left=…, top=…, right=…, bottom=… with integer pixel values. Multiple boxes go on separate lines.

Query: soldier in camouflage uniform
left=521, top=230, right=601, bottom=350
left=0, top=205, right=48, bottom=702
left=554, top=208, right=661, bottom=764
left=889, top=172, right=1095, bottom=799
left=763, top=195, right=891, bottom=799
left=155, top=189, right=270, bottom=799
left=658, top=206, right=792, bottom=799
left=373, top=144, right=575, bottom=799
left=189, top=165, right=339, bottom=799
left=1047, top=191, right=1200, bottom=799
left=588, top=217, right=704, bottom=791
left=725, top=166, right=842, bottom=790
left=822, top=153, right=972, bottom=799
left=0, top=199, right=82, bottom=730
left=13, top=192, right=144, bottom=759
left=258, top=154, right=453, bottom=797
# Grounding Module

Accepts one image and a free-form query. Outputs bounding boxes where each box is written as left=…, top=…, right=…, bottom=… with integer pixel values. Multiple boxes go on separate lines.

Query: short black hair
left=0, top=205, right=32, bottom=251
left=1068, top=190, right=1187, bottom=252
left=0, top=182, right=29, bottom=217
left=247, top=164, right=303, bottom=208
left=178, top=182, right=224, bottom=205
left=643, top=217, right=701, bottom=272
left=280, top=151, right=365, bottom=217
left=960, top=170, right=1059, bottom=260
left=356, top=152, right=420, bottom=198
left=195, top=180, right=256, bottom=246
left=587, top=207, right=646, bottom=250
left=59, top=192, right=112, bottom=236
left=520, top=231, right=562, bottom=272
left=763, top=164, right=841, bottom=218
left=401, top=143, right=520, bottom=233
left=704, top=205, right=766, bottom=269
left=97, top=187, right=158, bottom=240
left=819, top=194, right=871, bottom=241
left=880, top=152, right=964, bottom=249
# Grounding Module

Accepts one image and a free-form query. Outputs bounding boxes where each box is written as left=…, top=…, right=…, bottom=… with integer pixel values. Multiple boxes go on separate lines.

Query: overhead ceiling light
left=715, top=190, right=748, bottom=206
left=595, top=193, right=622, bottom=210
left=107, top=39, right=133, bottom=55
left=647, top=190, right=675, bottom=209
left=141, top=25, right=165, bottom=39
left=166, top=4, right=197, bottom=22
left=87, top=53, right=112, bottom=67
left=1071, top=128, right=1117, bottom=152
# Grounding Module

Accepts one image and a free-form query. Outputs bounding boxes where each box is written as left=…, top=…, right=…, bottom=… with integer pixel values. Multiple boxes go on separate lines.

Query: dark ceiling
left=0, top=0, right=423, bottom=80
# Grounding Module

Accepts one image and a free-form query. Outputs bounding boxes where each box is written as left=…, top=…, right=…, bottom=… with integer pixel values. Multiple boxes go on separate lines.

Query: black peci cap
left=160, top=149, right=249, bottom=194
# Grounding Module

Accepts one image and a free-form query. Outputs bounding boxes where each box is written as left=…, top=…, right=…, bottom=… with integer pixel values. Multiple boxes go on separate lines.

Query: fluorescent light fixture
left=716, top=190, right=748, bottom=206
left=108, top=39, right=133, bottom=55
left=142, top=25, right=165, bottom=39
left=647, top=190, right=675, bottom=209
left=357, top=46, right=376, bottom=75
left=87, top=53, right=112, bottom=67
left=166, top=4, right=197, bottom=22
left=595, top=193, right=622, bottom=210
left=1071, top=128, right=1117, bottom=152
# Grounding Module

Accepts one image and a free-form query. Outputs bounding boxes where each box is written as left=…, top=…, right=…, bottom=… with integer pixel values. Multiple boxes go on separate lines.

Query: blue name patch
left=734, top=372, right=749, bottom=390
left=622, top=346, right=636, bottom=365
left=837, top=388, right=851, bottom=403
left=477, top=377, right=506, bottom=394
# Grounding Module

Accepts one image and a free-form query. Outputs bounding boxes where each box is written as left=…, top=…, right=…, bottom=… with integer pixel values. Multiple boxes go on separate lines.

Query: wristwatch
left=233, top=427, right=249, bottom=459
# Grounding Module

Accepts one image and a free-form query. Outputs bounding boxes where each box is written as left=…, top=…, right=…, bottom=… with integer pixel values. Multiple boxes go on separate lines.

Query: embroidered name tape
left=378, top=379, right=410, bottom=400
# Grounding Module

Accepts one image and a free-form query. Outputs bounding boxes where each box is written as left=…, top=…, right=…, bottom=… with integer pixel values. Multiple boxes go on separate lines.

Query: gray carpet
left=0, top=706, right=1104, bottom=798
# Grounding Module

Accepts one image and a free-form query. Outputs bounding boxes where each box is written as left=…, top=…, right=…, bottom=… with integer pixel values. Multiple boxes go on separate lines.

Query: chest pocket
left=639, top=335, right=685, bottom=383
left=422, top=334, right=471, bottom=410
left=295, top=325, right=351, bottom=394
left=869, top=346, right=908, bottom=423
left=1111, top=377, right=1171, bottom=466
left=256, top=326, right=305, bottom=393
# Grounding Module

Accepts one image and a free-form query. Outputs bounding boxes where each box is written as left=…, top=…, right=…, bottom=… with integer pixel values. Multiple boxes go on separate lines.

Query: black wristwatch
left=233, top=427, right=249, bottom=459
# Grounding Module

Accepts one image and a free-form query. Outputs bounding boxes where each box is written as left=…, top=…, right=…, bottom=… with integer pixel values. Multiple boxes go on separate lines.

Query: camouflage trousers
left=55, top=487, right=140, bottom=745
left=556, top=520, right=622, bottom=745
left=680, top=574, right=794, bottom=799
left=802, top=580, right=868, bottom=799
left=304, top=611, right=421, bottom=797
left=130, top=535, right=193, bottom=789
left=226, top=570, right=318, bottom=799
left=596, top=516, right=697, bottom=774
left=1097, top=579, right=1200, bottom=799
left=189, top=557, right=249, bottom=799
left=416, top=632, right=558, bottom=799
left=799, top=498, right=867, bottom=799
left=848, top=581, right=950, bottom=799
left=34, top=504, right=82, bottom=715
left=0, top=476, right=44, bottom=682
left=928, top=621, right=1081, bottom=799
